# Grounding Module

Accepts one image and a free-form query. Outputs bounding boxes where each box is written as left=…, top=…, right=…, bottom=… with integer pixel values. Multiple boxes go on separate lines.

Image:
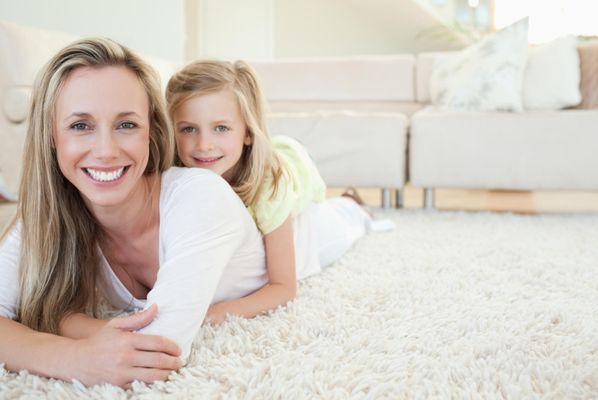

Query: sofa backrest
left=250, top=55, right=416, bottom=102
left=415, top=51, right=456, bottom=103
left=0, top=20, right=78, bottom=197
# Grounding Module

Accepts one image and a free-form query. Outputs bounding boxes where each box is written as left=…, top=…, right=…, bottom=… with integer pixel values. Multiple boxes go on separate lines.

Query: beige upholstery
left=268, top=101, right=423, bottom=117
left=0, top=20, right=78, bottom=197
left=410, top=107, right=598, bottom=190
left=268, top=111, right=408, bottom=188
left=0, top=203, right=16, bottom=231
left=415, top=52, right=454, bottom=103
left=251, top=55, right=416, bottom=102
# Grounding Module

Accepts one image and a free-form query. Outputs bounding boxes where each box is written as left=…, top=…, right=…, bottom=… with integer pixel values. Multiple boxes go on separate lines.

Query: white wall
left=196, top=0, right=273, bottom=60
left=186, top=0, right=467, bottom=60
left=0, top=0, right=185, bottom=62
left=273, top=0, right=467, bottom=58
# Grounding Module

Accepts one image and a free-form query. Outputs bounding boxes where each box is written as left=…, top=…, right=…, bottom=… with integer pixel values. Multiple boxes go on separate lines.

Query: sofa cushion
left=576, top=40, right=598, bottom=109
left=0, top=20, right=78, bottom=199
left=3, top=86, right=31, bottom=123
left=523, top=36, right=581, bottom=110
left=429, top=18, right=529, bottom=112
left=416, top=52, right=454, bottom=103
left=268, top=111, right=408, bottom=188
left=410, top=107, right=598, bottom=190
left=251, top=55, right=415, bottom=102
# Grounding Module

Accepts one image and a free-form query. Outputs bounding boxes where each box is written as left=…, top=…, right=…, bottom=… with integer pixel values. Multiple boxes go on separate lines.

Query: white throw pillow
left=523, top=36, right=581, bottom=110
left=429, top=18, right=529, bottom=112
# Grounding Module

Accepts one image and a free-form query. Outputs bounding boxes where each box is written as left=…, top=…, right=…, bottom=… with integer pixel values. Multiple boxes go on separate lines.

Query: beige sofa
left=2, top=19, right=596, bottom=230
left=411, top=52, right=598, bottom=207
left=252, top=56, right=414, bottom=206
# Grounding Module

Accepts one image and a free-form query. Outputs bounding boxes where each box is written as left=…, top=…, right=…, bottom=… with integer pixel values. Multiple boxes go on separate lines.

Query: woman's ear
left=244, top=131, right=253, bottom=146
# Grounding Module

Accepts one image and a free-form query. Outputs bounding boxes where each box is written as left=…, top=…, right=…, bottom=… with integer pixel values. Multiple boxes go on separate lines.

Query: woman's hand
left=68, top=304, right=183, bottom=388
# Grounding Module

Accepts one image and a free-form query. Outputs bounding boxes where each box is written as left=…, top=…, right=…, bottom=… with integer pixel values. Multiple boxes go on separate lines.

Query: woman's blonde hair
left=10, top=37, right=174, bottom=334
left=166, top=60, right=285, bottom=207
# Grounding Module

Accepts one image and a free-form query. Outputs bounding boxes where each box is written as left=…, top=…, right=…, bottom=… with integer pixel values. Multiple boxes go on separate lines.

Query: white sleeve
left=137, top=173, right=248, bottom=362
left=0, top=223, right=21, bottom=320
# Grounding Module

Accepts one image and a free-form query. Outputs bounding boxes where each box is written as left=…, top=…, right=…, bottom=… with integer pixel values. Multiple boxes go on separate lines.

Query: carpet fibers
left=1, top=210, right=597, bottom=399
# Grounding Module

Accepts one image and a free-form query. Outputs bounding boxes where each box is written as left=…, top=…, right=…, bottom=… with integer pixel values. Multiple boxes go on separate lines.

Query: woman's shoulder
left=161, top=167, right=231, bottom=195
left=160, top=167, right=243, bottom=211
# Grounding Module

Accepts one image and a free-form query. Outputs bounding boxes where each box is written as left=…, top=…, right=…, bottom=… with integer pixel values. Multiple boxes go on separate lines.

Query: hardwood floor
left=328, top=185, right=598, bottom=213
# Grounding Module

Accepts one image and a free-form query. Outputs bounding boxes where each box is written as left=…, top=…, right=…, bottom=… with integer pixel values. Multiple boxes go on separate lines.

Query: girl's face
left=173, top=89, right=251, bottom=181
left=53, top=66, right=151, bottom=210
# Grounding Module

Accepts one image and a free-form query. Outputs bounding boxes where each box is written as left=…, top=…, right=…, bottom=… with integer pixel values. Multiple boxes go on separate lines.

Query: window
left=494, top=0, right=598, bottom=43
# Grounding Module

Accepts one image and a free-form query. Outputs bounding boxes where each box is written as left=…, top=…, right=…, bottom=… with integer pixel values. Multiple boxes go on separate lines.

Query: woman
left=0, top=38, right=268, bottom=388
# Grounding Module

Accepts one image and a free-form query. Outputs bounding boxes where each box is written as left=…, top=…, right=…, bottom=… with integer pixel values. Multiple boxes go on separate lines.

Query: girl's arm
left=205, top=215, right=296, bottom=325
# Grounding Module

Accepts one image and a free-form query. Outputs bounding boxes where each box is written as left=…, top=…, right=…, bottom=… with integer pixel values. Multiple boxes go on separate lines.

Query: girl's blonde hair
left=166, top=60, right=285, bottom=207
left=6, top=37, right=174, bottom=334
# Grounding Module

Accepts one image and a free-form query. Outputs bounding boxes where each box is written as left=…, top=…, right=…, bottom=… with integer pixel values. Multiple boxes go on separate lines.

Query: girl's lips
left=192, top=156, right=223, bottom=166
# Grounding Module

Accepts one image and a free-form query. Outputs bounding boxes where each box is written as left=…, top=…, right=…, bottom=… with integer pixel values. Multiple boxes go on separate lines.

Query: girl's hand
left=204, top=302, right=231, bottom=326
left=69, top=304, right=183, bottom=388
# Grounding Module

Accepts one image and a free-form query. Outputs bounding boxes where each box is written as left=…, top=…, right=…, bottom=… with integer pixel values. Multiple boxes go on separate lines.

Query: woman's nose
left=93, top=127, right=119, bottom=160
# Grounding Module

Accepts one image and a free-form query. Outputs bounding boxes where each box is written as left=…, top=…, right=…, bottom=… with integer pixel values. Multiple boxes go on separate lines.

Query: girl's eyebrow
left=176, top=120, right=195, bottom=126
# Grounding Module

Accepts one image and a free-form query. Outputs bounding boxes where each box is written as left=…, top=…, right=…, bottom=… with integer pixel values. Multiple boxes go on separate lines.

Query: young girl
left=166, top=60, right=391, bottom=325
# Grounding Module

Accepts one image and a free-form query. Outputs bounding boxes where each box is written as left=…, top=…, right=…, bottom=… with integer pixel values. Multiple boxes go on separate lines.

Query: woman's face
left=53, top=66, right=151, bottom=209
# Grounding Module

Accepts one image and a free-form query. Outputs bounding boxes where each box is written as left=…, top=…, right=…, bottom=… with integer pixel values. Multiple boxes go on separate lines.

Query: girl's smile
left=173, top=89, right=252, bottom=181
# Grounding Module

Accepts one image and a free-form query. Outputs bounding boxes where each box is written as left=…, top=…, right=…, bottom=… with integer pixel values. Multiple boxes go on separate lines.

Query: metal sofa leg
left=423, top=188, right=435, bottom=210
left=381, top=188, right=391, bottom=209
left=394, top=189, right=403, bottom=209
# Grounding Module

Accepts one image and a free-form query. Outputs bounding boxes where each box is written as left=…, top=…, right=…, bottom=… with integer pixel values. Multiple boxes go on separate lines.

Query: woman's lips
left=192, top=156, right=223, bottom=166
left=82, top=165, right=130, bottom=186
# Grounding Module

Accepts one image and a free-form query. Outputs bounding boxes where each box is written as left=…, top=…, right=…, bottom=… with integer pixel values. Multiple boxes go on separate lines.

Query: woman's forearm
left=0, top=317, right=76, bottom=381
left=218, top=282, right=296, bottom=319
left=59, top=313, right=109, bottom=339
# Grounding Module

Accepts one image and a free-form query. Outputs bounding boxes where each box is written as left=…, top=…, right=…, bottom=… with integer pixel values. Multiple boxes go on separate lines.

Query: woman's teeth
left=86, top=167, right=125, bottom=182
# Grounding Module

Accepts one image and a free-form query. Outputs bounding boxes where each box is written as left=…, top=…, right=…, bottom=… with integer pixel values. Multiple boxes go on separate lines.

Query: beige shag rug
left=1, top=210, right=598, bottom=399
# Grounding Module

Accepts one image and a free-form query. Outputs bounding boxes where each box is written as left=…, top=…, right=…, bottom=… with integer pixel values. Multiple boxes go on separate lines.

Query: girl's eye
left=70, top=122, right=89, bottom=131
left=180, top=126, right=196, bottom=134
left=119, top=121, right=137, bottom=129
left=215, top=125, right=230, bottom=133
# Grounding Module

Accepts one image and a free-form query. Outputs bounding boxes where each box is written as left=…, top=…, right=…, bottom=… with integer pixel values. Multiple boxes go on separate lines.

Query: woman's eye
left=70, top=122, right=89, bottom=131
left=180, top=126, right=196, bottom=134
left=119, top=121, right=137, bottom=129
left=215, top=125, right=230, bottom=133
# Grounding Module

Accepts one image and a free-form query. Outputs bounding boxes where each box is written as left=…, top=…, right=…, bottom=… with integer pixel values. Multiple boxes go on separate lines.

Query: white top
left=0, top=167, right=268, bottom=361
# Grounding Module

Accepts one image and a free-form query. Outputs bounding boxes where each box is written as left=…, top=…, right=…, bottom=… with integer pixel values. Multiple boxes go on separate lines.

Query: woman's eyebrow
left=65, top=111, right=142, bottom=119
left=116, top=111, right=142, bottom=118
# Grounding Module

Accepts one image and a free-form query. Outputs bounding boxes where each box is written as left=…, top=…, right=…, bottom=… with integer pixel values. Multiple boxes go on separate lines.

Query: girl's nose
left=196, top=134, right=214, bottom=152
